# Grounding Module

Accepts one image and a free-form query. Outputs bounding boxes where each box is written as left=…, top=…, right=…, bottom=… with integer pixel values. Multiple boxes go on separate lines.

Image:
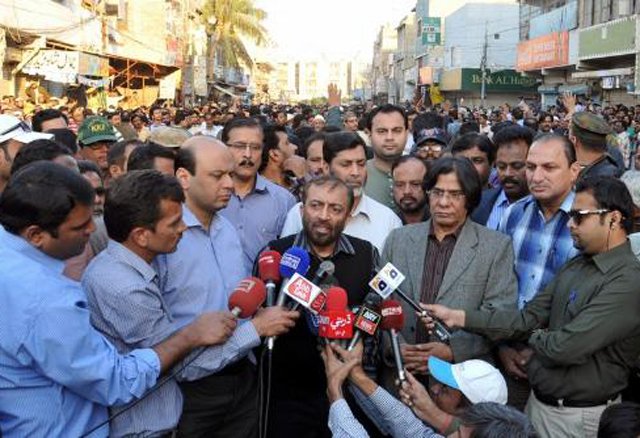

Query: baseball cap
left=414, top=127, right=448, bottom=147
left=148, top=126, right=191, bottom=148
left=0, top=114, right=53, bottom=144
left=77, top=116, right=117, bottom=146
left=428, top=356, right=508, bottom=404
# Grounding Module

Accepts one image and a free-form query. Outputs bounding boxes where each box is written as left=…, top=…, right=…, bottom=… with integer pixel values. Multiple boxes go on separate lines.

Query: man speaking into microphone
left=261, top=176, right=382, bottom=438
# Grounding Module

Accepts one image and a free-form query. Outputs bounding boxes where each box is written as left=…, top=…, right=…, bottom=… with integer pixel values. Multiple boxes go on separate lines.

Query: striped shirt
left=498, top=193, right=579, bottom=309
left=485, top=189, right=510, bottom=231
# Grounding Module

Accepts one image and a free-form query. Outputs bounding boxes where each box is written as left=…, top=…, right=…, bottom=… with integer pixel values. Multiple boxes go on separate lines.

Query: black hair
left=459, top=402, right=537, bottom=438
left=10, top=139, right=73, bottom=174
left=104, top=170, right=184, bottom=242
left=107, top=139, right=142, bottom=168
left=533, top=133, right=576, bottom=165
left=323, top=131, right=367, bottom=165
left=511, top=107, right=524, bottom=121
left=523, top=118, right=539, bottom=131
left=31, top=109, right=68, bottom=132
left=391, top=155, right=429, bottom=176
left=450, top=133, right=496, bottom=164
left=367, top=104, right=408, bottom=131
left=175, top=145, right=196, bottom=175
left=220, top=117, right=263, bottom=144
left=492, top=125, right=535, bottom=150
left=597, top=402, right=640, bottom=438
left=0, top=161, right=93, bottom=236
left=47, top=128, right=78, bottom=154
left=77, top=159, right=102, bottom=177
left=300, top=132, right=326, bottom=159
left=575, top=175, right=634, bottom=234
left=424, top=156, right=482, bottom=212
left=302, top=175, right=354, bottom=211
left=126, top=143, right=175, bottom=172
left=459, top=121, right=480, bottom=136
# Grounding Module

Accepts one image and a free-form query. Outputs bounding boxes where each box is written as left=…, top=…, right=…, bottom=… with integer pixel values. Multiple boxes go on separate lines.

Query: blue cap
left=428, top=356, right=460, bottom=390
left=279, top=246, right=310, bottom=278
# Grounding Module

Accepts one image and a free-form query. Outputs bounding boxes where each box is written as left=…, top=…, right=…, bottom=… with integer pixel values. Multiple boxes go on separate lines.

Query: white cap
left=0, top=114, right=53, bottom=144
left=428, top=356, right=508, bottom=405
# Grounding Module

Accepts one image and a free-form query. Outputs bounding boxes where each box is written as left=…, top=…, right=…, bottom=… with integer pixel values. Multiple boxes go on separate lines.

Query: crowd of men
left=1, top=88, right=640, bottom=438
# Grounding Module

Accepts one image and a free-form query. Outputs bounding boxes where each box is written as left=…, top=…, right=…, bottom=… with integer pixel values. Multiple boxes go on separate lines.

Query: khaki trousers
left=525, top=392, right=620, bottom=438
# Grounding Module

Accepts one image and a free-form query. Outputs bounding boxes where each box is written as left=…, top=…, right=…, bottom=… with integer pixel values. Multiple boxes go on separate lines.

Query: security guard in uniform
left=569, top=112, right=623, bottom=180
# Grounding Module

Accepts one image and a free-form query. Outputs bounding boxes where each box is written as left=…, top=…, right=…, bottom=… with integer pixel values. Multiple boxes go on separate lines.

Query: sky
left=254, top=0, right=417, bottom=61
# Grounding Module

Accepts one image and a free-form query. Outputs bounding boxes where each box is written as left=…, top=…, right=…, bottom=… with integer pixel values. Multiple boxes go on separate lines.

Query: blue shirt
left=154, top=205, right=260, bottom=381
left=485, top=189, right=510, bottom=231
left=498, top=193, right=579, bottom=309
left=0, top=227, right=160, bottom=438
left=220, top=174, right=296, bottom=272
left=329, top=387, right=444, bottom=438
left=82, top=240, right=183, bottom=437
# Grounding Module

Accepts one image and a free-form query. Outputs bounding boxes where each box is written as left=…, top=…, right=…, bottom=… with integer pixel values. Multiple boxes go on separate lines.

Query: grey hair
left=460, top=402, right=538, bottom=438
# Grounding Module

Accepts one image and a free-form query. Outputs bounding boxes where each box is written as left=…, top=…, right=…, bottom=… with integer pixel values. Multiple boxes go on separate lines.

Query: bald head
left=175, top=136, right=236, bottom=215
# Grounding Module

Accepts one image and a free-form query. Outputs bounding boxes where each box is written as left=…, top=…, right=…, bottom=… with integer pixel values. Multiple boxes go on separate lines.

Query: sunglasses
left=567, top=208, right=610, bottom=225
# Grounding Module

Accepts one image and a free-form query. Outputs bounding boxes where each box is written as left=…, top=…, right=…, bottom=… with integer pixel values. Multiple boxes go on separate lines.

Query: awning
left=537, top=85, right=559, bottom=94
left=572, top=67, right=634, bottom=79
left=213, top=83, right=241, bottom=98
left=558, top=84, right=590, bottom=95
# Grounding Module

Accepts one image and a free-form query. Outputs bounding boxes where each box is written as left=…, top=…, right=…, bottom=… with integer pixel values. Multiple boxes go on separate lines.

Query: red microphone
left=318, top=287, right=353, bottom=341
left=257, top=250, right=281, bottom=306
left=228, top=277, right=267, bottom=318
left=381, top=299, right=406, bottom=382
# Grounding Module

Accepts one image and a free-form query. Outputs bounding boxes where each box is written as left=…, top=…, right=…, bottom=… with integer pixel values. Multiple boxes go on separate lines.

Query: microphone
left=267, top=246, right=311, bottom=350
left=290, top=260, right=335, bottom=311
left=228, top=277, right=267, bottom=318
left=347, top=293, right=382, bottom=351
left=257, top=250, right=281, bottom=307
left=370, top=262, right=451, bottom=344
left=381, top=299, right=406, bottom=383
left=318, top=287, right=354, bottom=343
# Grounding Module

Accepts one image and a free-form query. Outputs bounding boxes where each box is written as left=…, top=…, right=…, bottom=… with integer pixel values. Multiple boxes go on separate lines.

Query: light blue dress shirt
left=220, top=174, right=296, bottom=273
left=328, top=387, right=445, bottom=438
left=0, top=227, right=160, bottom=438
left=485, top=189, right=510, bottom=231
left=82, top=240, right=183, bottom=437
left=154, top=205, right=260, bottom=381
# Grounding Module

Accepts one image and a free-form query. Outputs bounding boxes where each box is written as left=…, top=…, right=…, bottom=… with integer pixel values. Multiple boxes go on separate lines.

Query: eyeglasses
left=417, top=143, right=443, bottom=152
left=427, top=188, right=466, bottom=201
left=567, top=208, right=610, bottom=225
left=227, top=142, right=262, bottom=152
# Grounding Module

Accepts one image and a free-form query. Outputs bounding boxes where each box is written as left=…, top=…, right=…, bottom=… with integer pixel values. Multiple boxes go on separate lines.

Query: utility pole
left=480, top=21, right=488, bottom=109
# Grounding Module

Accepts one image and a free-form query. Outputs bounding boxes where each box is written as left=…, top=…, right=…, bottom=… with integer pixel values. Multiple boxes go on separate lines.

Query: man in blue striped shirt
left=496, top=134, right=581, bottom=409
left=0, top=163, right=231, bottom=438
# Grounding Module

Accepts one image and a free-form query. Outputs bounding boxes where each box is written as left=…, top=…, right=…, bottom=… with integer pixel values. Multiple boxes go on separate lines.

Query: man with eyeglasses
left=381, top=156, right=517, bottom=390
left=425, top=176, right=640, bottom=438
left=219, top=117, right=296, bottom=273
left=77, top=116, right=118, bottom=173
left=411, top=127, right=448, bottom=171
left=493, top=134, right=581, bottom=410
left=0, top=114, right=53, bottom=193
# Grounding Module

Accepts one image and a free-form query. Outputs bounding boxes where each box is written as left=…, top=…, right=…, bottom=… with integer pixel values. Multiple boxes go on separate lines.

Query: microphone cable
left=80, top=346, right=208, bottom=437
left=258, top=344, right=274, bottom=438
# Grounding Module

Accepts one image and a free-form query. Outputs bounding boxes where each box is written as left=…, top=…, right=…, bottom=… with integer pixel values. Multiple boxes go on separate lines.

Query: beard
left=302, top=214, right=347, bottom=248
left=397, top=195, right=427, bottom=214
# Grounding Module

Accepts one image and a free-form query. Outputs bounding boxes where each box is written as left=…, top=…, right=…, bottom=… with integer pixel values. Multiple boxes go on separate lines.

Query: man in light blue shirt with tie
left=155, top=137, right=299, bottom=437
left=0, top=162, right=230, bottom=438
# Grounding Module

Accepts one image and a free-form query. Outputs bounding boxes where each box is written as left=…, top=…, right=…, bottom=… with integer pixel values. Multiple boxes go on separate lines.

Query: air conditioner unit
left=619, top=0, right=631, bottom=16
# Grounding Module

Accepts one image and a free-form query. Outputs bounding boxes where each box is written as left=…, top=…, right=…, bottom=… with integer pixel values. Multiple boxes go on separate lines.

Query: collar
left=592, top=241, right=633, bottom=274
left=293, top=231, right=356, bottom=257
left=182, top=204, right=223, bottom=233
left=0, top=226, right=65, bottom=274
left=495, top=189, right=510, bottom=207
left=106, top=240, right=157, bottom=283
left=527, top=191, right=575, bottom=216
left=254, top=174, right=269, bottom=193
left=352, top=194, right=372, bottom=219
left=428, top=219, right=464, bottom=240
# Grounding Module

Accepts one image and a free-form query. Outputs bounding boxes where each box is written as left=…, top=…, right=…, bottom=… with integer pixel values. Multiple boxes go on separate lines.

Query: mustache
left=502, top=177, right=522, bottom=186
left=239, top=159, right=255, bottom=167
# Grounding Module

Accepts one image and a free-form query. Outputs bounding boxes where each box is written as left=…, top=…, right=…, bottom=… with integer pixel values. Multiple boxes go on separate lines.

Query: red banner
left=516, top=31, right=569, bottom=72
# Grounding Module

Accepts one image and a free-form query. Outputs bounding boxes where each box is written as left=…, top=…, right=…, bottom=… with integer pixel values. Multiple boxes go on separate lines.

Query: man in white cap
left=0, top=114, right=53, bottom=193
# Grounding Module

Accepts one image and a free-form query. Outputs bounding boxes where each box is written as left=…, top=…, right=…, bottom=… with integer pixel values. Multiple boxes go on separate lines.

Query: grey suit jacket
left=381, top=219, right=518, bottom=362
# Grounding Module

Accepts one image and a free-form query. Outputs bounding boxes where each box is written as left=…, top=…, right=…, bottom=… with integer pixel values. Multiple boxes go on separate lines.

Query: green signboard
left=422, top=17, right=441, bottom=46
left=461, top=69, right=537, bottom=92
left=579, top=16, right=636, bottom=60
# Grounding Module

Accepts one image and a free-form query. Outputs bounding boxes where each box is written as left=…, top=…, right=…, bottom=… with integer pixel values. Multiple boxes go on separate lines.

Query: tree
left=202, top=0, right=268, bottom=71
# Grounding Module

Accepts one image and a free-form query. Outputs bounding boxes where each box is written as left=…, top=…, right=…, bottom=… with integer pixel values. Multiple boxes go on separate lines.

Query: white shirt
left=280, top=194, right=402, bottom=252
